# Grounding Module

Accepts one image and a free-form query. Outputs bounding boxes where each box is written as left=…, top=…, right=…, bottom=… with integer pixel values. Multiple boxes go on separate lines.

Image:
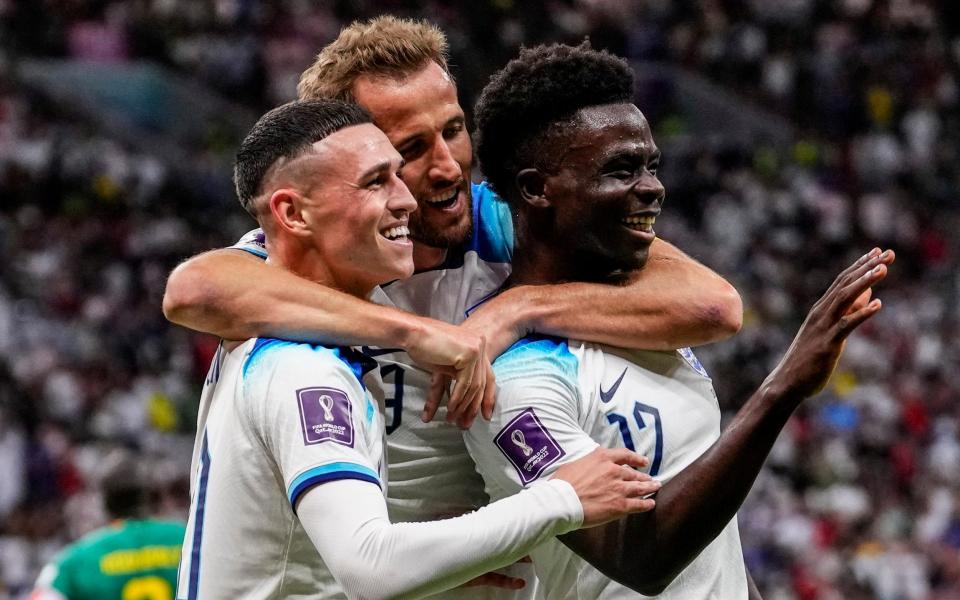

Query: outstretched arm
left=559, top=249, right=893, bottom=595
left=164, top=248, right=494, bottom=425
left=463, top=238, right=743, bottom=356
left=299, top=448, right=658, bottom=600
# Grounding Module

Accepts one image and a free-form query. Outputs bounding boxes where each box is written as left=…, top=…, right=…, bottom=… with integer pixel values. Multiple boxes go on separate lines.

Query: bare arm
left=163, top=248, right=494, bottom=425
left=164, top=248, right=421, bottom=345
left=463, top=238, right=743, bottom=356
left=558, top=249, right=892, bottom=595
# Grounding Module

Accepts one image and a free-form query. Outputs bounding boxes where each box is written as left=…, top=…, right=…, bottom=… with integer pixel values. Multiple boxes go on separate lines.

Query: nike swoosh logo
left=599, top=368, right=628, bottom=403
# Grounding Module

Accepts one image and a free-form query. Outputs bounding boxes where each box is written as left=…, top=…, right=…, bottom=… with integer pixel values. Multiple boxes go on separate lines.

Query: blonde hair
left=298, top=16, right=452, bottom=101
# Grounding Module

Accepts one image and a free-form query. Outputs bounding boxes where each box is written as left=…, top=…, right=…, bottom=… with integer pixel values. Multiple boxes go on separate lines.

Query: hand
left=764, top=248, right=894, bottom=401
left=461, top=572, right=526, bottom=590
left=553, top=447, right=662, bottom=528
left=461, top=288, right=532, bottom=359
left=403, top=317, right=495, bottom=429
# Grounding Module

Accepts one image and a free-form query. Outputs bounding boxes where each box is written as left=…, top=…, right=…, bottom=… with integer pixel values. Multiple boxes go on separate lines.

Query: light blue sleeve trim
left=469, top=181, right=513, bottom=264
left=493, top=335, right=579, bottom=386
left=230, top=228, right=268, bottom=259
left=287, top=462, right=381, bottom=508
left=234, top=245, right=267, bottom=259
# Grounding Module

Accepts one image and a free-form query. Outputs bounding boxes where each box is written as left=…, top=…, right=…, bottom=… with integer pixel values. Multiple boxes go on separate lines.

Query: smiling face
left=273, top=123, right=417, bottom=296
left=352, top=61, right=473, bottom=251
left=540, top=103, right=664, bottom=277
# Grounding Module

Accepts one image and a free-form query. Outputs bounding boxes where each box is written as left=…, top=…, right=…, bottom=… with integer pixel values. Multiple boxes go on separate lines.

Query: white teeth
left=425, top=189, right=459, bottom=204
left=382, top=225, right=410, bottom=240
left=622, top=215, right=656, bottom=232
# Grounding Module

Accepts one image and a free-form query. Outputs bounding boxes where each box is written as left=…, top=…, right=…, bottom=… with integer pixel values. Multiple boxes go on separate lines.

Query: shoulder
left=494, top=334, right=580, bottom=385
left=241, top=339, right=373, bottom=385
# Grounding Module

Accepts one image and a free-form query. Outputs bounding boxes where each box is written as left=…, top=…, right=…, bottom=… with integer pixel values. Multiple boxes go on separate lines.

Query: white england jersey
left=177, top=338, right=385, bottom=600
left=228, top=182, right=534, bottom=598
left=464, top=336, right=748, bottom=599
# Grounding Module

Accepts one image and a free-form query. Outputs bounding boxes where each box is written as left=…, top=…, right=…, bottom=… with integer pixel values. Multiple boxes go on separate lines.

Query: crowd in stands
left=2, top=1, right=959, bottom=598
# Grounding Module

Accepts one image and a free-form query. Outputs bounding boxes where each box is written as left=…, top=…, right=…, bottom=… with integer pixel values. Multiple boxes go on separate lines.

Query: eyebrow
left=360, top=160, right=392, bottom=182
left=359, top=157, right=404, bottom=183
left=394, top=115, right=465, bottom=148
left=603, top=144, right=661, bottom=161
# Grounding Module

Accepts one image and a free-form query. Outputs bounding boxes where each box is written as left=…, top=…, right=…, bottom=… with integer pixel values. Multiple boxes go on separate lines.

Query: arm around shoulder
left=463, top=238, right=742, bottom=356
left=163, top=248, right=275, bottom=339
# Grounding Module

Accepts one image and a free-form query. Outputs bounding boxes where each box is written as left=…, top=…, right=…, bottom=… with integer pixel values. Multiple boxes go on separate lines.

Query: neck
left=509, top=217, right=621, bottom=287
left=269, top=237, right=373, bottom=299
left=412, top=242, right=448, bottom=272
left=509, top=239, right=573, bottom=286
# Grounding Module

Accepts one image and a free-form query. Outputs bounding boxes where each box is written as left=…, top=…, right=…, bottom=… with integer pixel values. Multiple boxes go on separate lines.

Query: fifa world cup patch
left=297, top=387, right=354, bottom=447
left=495, top=408, right=566, bottom=484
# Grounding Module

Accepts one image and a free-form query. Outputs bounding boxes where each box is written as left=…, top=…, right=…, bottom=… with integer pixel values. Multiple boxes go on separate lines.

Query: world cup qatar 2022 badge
left=494, top=408, right=566, bottom=485
left=297, top=387, right=354, bottom=447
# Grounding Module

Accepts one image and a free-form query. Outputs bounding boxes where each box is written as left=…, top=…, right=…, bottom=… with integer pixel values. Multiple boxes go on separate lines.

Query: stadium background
left=1, top=0, right=958, bottom=598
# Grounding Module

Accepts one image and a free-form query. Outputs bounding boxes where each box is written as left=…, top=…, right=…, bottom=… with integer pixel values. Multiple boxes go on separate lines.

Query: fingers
left=823, top=247, right=880, bottom=298
left=848, top=287, right=872, bottom=314
left=605, top=447, right=651, bottom=470
left=624, top=474, right=662, bottom=496
left=837, top=298, right=882, bottom=335
left=421, top=373, right=449, bottom=423
left=831, top=260, right=889, bottom=316
left=459, top=354, right=496, bottom=429
left=462, top=573, right=526, bottom=590
left=623, top=496, right=657, bottom=514
left=480, top=359, right=496, bottom=421
left=445, top=359, right=476, bottom=423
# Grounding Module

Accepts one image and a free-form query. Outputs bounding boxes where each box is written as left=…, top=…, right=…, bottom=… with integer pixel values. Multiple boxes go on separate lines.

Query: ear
left=515, top=168, right=550, bottom=209
left=268, top=189, right=310, bottom=237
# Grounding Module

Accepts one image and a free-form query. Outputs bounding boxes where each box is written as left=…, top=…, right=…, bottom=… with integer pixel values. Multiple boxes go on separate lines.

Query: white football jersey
left=177, top=338, right=385, bottom=600
left=227, top=182, right=535, bottom=598
left=465, top=336, right=748, bottom=599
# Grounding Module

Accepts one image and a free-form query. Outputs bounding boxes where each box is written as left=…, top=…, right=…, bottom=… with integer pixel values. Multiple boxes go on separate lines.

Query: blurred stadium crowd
left=1, top=1, right=959, bottom=599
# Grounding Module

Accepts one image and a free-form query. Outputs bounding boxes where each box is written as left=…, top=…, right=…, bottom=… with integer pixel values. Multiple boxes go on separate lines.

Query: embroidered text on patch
left=494, top=408, right=566, bottom=484
left=297, top=387, right=354, bottom=447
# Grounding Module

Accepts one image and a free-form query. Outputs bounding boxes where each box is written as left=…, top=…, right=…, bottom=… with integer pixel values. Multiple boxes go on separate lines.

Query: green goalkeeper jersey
left=34, top=519, right=185, bottom=600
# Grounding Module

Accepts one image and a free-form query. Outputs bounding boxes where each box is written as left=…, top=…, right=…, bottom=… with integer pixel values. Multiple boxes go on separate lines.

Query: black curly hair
left=474, top=42, right=634, bottom=203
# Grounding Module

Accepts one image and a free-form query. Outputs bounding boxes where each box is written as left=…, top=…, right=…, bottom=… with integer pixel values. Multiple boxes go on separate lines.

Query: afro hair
left=474, top=41, right=634, bottom=202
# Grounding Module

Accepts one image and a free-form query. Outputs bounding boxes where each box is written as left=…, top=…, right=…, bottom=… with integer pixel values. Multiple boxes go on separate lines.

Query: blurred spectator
left=2, top=1, right=960, bottom=598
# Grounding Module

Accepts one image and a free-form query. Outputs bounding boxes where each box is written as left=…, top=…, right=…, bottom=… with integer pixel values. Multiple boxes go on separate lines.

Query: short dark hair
left=101, top=451, right=149, bottom=520
left=475, top=42, right=634, bottom=202
left=234, top=99, right=373, bottom=219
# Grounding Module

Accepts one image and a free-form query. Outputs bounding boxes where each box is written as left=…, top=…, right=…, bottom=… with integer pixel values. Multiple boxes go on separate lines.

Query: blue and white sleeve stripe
left=287, top=462, right=381, bottom=509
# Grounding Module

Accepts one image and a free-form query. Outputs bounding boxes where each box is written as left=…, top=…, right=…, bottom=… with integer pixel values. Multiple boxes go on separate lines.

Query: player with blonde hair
left=175, top=99, right=660, bottom=600
left=164, top=16, right=742, bottom=596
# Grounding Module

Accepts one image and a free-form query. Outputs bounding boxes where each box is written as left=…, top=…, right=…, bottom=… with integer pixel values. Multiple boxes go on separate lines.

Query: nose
left=427, top=135, right=462, bottom=183
left=390, top=176, right=419, bottom=216
left=634, top=173, right=665, bottom=207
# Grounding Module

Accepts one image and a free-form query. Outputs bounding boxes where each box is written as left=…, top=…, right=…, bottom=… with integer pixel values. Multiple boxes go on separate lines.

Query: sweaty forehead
left=551, top=103, right=655, bottom=168
left=353, top=62, right=462, bottom=139
left=280, top=123, right=396, bottom=184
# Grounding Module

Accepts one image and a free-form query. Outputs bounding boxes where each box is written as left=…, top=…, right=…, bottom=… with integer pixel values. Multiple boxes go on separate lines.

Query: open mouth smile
left=380, top=224, right=411, bottom=242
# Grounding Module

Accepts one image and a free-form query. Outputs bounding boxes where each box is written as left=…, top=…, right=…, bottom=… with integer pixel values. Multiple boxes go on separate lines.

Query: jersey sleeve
left=31, top=552, right=74, bottom=600
left=229, top=228, right=267, bottom=259
left=469, top=181, right=514, bottom=263
left=465, top=340, right=599, bottom=497
left=243, top=340, right=381, bottom=510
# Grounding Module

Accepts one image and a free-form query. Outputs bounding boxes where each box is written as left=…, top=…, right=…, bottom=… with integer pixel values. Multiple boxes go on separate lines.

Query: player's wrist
left=497, top=286, right=542, bottom=337
left=531, top=479, right=584, bottom=532
left=389, top=311, right=434, bottom=352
